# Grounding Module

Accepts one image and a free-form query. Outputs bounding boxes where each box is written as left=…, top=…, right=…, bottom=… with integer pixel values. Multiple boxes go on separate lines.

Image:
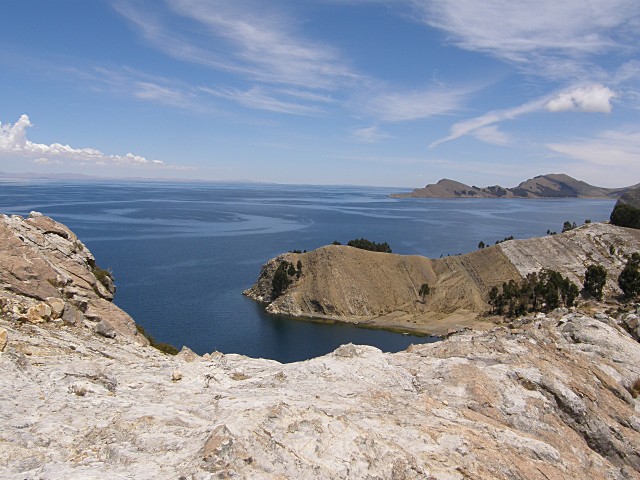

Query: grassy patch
left=135, top=324, right=179, bottom=355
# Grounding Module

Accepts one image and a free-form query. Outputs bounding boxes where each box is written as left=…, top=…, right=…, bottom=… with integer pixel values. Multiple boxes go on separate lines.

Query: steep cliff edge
left=0, top=212, right=146, bottom=343
left=2, top=215, right=640, bottom=478
left=245, top=223, right=640, bottom=334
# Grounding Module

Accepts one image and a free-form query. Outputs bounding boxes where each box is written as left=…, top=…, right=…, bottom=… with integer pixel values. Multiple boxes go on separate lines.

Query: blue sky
left=0, top=0, right=639, bottom=188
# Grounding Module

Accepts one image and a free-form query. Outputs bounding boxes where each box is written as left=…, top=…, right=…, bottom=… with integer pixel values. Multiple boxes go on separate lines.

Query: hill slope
left=391, top=173, right=636, bottom=199
left=245, top=223, right=640, bottom=334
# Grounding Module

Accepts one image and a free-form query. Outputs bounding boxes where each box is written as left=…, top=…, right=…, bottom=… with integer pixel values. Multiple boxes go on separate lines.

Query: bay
left=0, top=180, right=616, bottom=362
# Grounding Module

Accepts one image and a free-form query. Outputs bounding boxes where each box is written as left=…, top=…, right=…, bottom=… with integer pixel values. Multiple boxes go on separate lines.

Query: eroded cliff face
left=0, top=212, right=146, bottom=343
left=2, top=215, right=640, bottom=479
left=245, top=223, right=640, bottom=335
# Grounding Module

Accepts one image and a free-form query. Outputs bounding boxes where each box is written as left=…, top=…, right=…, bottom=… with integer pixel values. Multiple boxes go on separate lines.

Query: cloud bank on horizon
left=0, top=115, right=165, bottom=168
left=0, top=0, right=638, bottom=186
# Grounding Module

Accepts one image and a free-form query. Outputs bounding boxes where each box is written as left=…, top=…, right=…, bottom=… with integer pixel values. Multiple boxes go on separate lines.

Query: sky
left=0, top=0, right=639, bottom=188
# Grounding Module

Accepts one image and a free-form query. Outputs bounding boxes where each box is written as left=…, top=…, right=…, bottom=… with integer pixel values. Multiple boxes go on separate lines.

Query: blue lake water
left=0, top=180, right=616, bottom=362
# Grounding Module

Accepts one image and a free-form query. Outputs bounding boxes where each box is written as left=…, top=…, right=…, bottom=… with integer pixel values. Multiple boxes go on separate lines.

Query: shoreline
left=260, top=305, right=499, bottom=338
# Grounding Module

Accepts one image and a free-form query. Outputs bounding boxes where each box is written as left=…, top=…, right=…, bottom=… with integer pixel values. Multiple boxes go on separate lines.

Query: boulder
left=27, top=303, right=52, bottom=323
left=95, top=319, right=117, bottom=339
left=46, top=297, right=65, bottom=319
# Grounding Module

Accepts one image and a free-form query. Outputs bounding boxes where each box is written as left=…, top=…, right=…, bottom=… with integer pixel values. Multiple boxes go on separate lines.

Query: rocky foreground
left=2, top=214, right=640, bottom=479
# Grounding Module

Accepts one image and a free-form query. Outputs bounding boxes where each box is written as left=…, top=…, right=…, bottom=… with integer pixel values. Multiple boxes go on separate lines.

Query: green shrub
left=135, top=324, right=179, bottom=355
left=346, top=238, right=392, bottom=253
left=488, top=269, right=579, bottom=316
left=419, top=283, right=430, bottom=302
left=618, top=253, right=640, bottom=299
left=92, top=266, right=113, bottom=288
left=153, top=342, right=179, bottom=355
left=611, top=203, right=640, bottom=229
left=495, top=236, right=514, bottom=244
left=584, top=264, right=607, bottom=300
left=271, top=261, right=292, bottom=299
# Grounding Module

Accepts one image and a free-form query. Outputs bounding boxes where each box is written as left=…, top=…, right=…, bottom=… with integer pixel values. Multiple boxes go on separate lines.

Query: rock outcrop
left=391, top=173, right=636, bottom=199
left=245, top=222, right=640, bottom=335
left=0, top=212, right=146, bottom=343
left=2, top=303, right=640, bottom=478
left=616, top=186, right=640, bottom=209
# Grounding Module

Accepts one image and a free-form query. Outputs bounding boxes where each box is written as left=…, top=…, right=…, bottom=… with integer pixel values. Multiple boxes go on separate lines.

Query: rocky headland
left=2, top=214, right=640, bottom=479
left=390, top=173, right=637, bottom=199
left=245, top=222, right=640, bottom=335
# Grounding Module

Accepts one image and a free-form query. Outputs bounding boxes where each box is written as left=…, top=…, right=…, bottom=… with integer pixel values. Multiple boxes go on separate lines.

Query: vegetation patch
left=346, top=238, right=392, bottom=253
left=584, top=264, right=607, bottom=300
left=619, top=253, right=640, bottom=299
left=92, top=265, right=114, bottom=289
left=271, top=260, right=302, bottom=299
left=611, top=203, right=640, bottom=229
left=489, top=269, right=579, bottom=317
left=135, top=324, right=179, bottom=355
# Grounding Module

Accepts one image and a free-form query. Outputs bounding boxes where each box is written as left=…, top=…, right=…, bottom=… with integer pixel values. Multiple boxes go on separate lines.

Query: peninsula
left=245, top=221, right=640, bottom=335
left=391, top=173, right=637, bottom=199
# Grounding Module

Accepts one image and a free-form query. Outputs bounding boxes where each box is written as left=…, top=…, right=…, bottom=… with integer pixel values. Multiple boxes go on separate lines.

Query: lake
left=0, top=180, right=616, bottom=362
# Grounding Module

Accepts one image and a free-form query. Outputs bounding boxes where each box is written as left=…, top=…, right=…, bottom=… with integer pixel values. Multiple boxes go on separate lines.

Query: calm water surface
left=0, top=180, right=616, bottom=362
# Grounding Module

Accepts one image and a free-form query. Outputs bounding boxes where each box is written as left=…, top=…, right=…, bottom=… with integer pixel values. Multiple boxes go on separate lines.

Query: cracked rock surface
left=2, top=309, right=640, bottom=478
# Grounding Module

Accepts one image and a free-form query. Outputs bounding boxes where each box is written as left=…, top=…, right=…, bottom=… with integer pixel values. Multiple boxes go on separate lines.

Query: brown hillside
left=391, top=173, right=636, bottom=199
left=245, top=223, right=640, bottom=335
left=244, top=243, right=522, bottom=335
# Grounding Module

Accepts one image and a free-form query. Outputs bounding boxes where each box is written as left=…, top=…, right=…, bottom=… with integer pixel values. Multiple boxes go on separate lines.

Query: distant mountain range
left=391, top=174, right=639, bottom=199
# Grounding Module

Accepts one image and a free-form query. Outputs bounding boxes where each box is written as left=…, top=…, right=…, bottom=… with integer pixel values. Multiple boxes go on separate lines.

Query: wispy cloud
left=472, top=126, right=511, bottom=145
left=547, top=129, right=640, bottom=167
left=361, top=85, right=473, bottom=122
left=432, top=84, right=616, bottom=146
left=0, top=114, right=165, bottom=167
left=410, top=0, right=640, bottom=79
left=201, top=86, right=327, bottom=116
left=114, top=0, right=360, bottom=90
left=351, top=125, right=391, bottom=143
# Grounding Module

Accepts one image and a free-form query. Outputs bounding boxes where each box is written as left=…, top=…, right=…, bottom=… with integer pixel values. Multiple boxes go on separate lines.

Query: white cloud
left=0, top=115, right=164, bottom=167
left=472, top=126, right=511, bottom=145
left=351, top=125, right=391, bottom=143
left=545, top=84, right=616, bottom=113
left=431, top=96, right=545, bottom=146
left=410, top=0, right=640, bottom=79
left=201, top=86, right=326, bottom=115
left=432, top=84, right=616, bottom=146
left=362, top=85, right=472, bottom=122
left=133, top=81, right=195, bottom=108
left=115, top=0, right=360, bottom=90
left=547, top=129, right=640, bottom=167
